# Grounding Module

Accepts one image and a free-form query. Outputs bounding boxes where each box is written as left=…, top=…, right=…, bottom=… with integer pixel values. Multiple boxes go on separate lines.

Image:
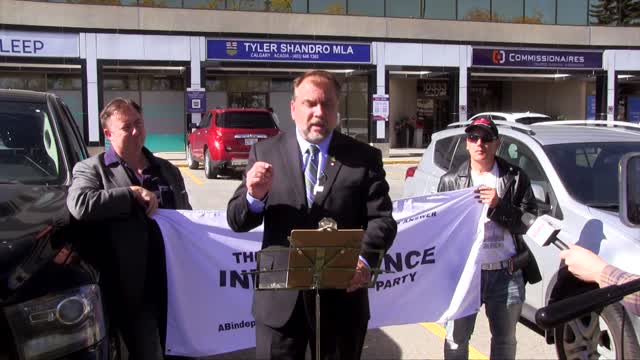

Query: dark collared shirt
left=104, top=146, right=176, bottom=209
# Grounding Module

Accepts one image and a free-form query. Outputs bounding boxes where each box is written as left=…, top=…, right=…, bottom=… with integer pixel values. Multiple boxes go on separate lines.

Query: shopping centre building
left=1, top=0, right=639, bottom=151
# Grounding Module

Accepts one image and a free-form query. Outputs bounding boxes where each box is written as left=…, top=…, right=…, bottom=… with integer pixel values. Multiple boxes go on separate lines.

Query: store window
left=458, top=0, right=490, bottom=21
left=48, top=75, right=82, bottom=90
left=205, top=79, right=226, bottom=91
left=183, top=0, right=224, bottom=9
left=309, top=0, right=346, bottom=14
left=226, top=78, right=269, bottom=92
left=338, top=76, right=368, bottom=142
left=348, top=0, right=383, bottom=16
left=492, top=0, right=523, bottom=22
left=558, top=0, right=588, bottom=25
left=226, top=0, right=266, bottom=11
left=103, top=75, right=139, bottom=91
left=424, top=0, right=455, bottom=19
left=268, top=0, right=307, bottom=12
left=386, top=0, right=420, bottom=17
left=525, top=0, right=555, bottom=24
left=270, top=79, right=291, bottom=92
left=140, top=76, right=184, bottom=91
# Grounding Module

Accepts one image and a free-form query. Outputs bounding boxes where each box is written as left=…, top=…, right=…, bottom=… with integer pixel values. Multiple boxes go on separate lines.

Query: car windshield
left=545, top=142, right=640, bottom=210
left=516, top=117, right=550, bottom=125
left=217, top=112, right=277, bottom=129
left=0, top=101, right=65, bottom=185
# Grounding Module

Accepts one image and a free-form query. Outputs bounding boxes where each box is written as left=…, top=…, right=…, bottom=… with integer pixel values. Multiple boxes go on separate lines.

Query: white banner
left=154, top=188, right=484, bottom=357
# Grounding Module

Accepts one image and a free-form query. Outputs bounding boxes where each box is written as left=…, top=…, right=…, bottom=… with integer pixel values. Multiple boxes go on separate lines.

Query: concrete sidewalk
left=88, top=147, right=424, bottom=166
left=156, top=149, right=423, bottom=167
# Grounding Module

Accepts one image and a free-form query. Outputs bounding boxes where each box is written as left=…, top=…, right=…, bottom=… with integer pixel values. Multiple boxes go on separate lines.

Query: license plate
left=231, top=159, right=248, bottom=166
left=244, top=138, right=258, bottom=146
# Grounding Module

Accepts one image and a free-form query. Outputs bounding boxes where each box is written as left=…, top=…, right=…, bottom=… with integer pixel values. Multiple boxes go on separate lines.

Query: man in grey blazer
left=67, top=98, right=190, bottom=359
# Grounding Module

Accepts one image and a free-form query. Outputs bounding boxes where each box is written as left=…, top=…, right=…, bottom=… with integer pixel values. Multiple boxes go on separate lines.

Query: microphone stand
left=535, top=277, right=640, bottom=329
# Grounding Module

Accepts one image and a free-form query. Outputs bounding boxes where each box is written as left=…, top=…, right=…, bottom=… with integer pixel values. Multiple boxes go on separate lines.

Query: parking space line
left=419, top=322, right=488, bottom=360
left=180, top=168, right=204, bottom=186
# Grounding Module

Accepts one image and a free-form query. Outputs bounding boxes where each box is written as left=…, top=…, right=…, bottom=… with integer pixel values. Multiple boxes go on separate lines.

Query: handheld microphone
left=522, top=213, right=567, bottom=250
left=535, top=277, right=640, bottom=329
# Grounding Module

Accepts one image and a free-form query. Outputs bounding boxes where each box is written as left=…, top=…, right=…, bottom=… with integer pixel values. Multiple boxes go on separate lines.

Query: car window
left=60, top=101, right=88, bottom=163
left=545, top=142, right=639, bottom=209
left=498, top=136, right=562, bottom=219
left=449, top=135, right=469, bottom=171
left=433, top=136, right=457, bottom=170
left=200, top=113, right=212, bottom=128
left=217, top=112, right=277, bottom=129
left=491, top=115, right=506, bottom=121
left=0, top=100, right=65, bottom=185
left=516, top=117, right=550, bottom=125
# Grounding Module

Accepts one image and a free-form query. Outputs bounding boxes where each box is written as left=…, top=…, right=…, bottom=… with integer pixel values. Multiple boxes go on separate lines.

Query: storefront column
left=81, top=33, right=100, bottom=145
left=608, top=65, right=617, bottom=122
left=375, top=42, right=386, bottom=96
left=595, top=74, right=607, bottom=120
left=190, top=36, right=203, bottom=125
left=458, top=46, right=470, bottom=122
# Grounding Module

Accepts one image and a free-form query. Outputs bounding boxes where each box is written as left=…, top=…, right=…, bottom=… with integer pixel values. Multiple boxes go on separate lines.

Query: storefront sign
left=207, top=39, right=371, bottom=63
left=372, top=95, right=390, bottom=121
left=586, top=96, right=596, bottom=120
left=0, top=31, right=79, bottom=58
left=186, top=88, right=206, bottom=113
left=418, top=80, right=448, bottom=97
left=473, top=48, right=602, bottom=69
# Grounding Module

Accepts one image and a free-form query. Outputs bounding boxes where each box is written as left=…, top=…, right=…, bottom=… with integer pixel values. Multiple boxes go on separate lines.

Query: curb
left=383, top=159, right=420, bottom=165
left=174, top=159, right=419, bottom=168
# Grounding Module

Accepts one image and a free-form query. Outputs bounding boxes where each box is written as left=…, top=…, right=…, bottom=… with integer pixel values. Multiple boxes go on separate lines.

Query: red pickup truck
left=187, top=108, right=280, bottom=179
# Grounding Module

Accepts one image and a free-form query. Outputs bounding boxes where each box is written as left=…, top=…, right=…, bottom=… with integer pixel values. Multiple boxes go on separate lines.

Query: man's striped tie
left=304, top=145, right=320, bottom=208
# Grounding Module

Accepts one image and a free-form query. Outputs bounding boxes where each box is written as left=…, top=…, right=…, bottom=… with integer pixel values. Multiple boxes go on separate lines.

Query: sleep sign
left=0, top=38, right=45, bottom=54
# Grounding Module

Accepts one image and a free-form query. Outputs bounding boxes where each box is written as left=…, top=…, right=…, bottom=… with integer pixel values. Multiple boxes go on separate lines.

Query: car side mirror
left=531, top=183, right=546, bottom=204
left=619, top=152, right=640, bottom=227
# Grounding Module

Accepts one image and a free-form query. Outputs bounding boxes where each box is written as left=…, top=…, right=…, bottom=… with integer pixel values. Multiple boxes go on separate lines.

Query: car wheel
left=554, top=303, right=640, bottom=360
left=186, top=144, right=198, bottom=169
left=204, top=150, right=219, bottom=179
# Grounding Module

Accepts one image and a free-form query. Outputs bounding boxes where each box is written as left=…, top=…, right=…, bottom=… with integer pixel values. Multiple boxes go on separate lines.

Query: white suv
left=469, top=111, right=551, bottom=125
left=404, top=120, right=640, bottom=359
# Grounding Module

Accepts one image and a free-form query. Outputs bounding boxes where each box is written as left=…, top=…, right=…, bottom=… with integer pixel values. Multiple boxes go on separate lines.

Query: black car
left=0, top=90, right=112, bottom=359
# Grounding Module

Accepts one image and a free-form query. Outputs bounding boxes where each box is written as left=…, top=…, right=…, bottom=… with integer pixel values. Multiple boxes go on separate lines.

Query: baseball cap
left=465, top=117, right=499, bottom=138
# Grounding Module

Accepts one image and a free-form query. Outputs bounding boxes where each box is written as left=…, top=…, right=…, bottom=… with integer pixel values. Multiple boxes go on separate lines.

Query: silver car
left=404, top=120, right=640, bottom=359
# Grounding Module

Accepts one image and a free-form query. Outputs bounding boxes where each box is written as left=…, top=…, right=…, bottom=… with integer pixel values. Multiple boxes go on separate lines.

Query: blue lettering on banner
left=207, top=39, right=371, bottom=64
left=0, top=38, right=45, bottom=54
left=218, top=320, right=256, bottom=332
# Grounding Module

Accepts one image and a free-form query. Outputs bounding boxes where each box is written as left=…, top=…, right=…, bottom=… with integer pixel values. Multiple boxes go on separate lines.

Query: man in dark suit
left=67, top=98, right=191, bottom=359
left=227, top=70, right=397, bottom=360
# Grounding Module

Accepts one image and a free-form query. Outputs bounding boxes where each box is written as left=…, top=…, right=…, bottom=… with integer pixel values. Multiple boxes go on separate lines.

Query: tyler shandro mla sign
left=207, top=39, right=371, bottom=63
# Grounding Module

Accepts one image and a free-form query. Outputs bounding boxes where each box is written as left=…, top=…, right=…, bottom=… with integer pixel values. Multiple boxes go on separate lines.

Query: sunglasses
left=466, top=134, right=497, bottom=143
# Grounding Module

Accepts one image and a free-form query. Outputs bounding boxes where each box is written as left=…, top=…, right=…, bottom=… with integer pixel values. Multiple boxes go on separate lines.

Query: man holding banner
left=437, top=117, right=540, bottom=360
left=227, top=70, right=397, bottom=360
